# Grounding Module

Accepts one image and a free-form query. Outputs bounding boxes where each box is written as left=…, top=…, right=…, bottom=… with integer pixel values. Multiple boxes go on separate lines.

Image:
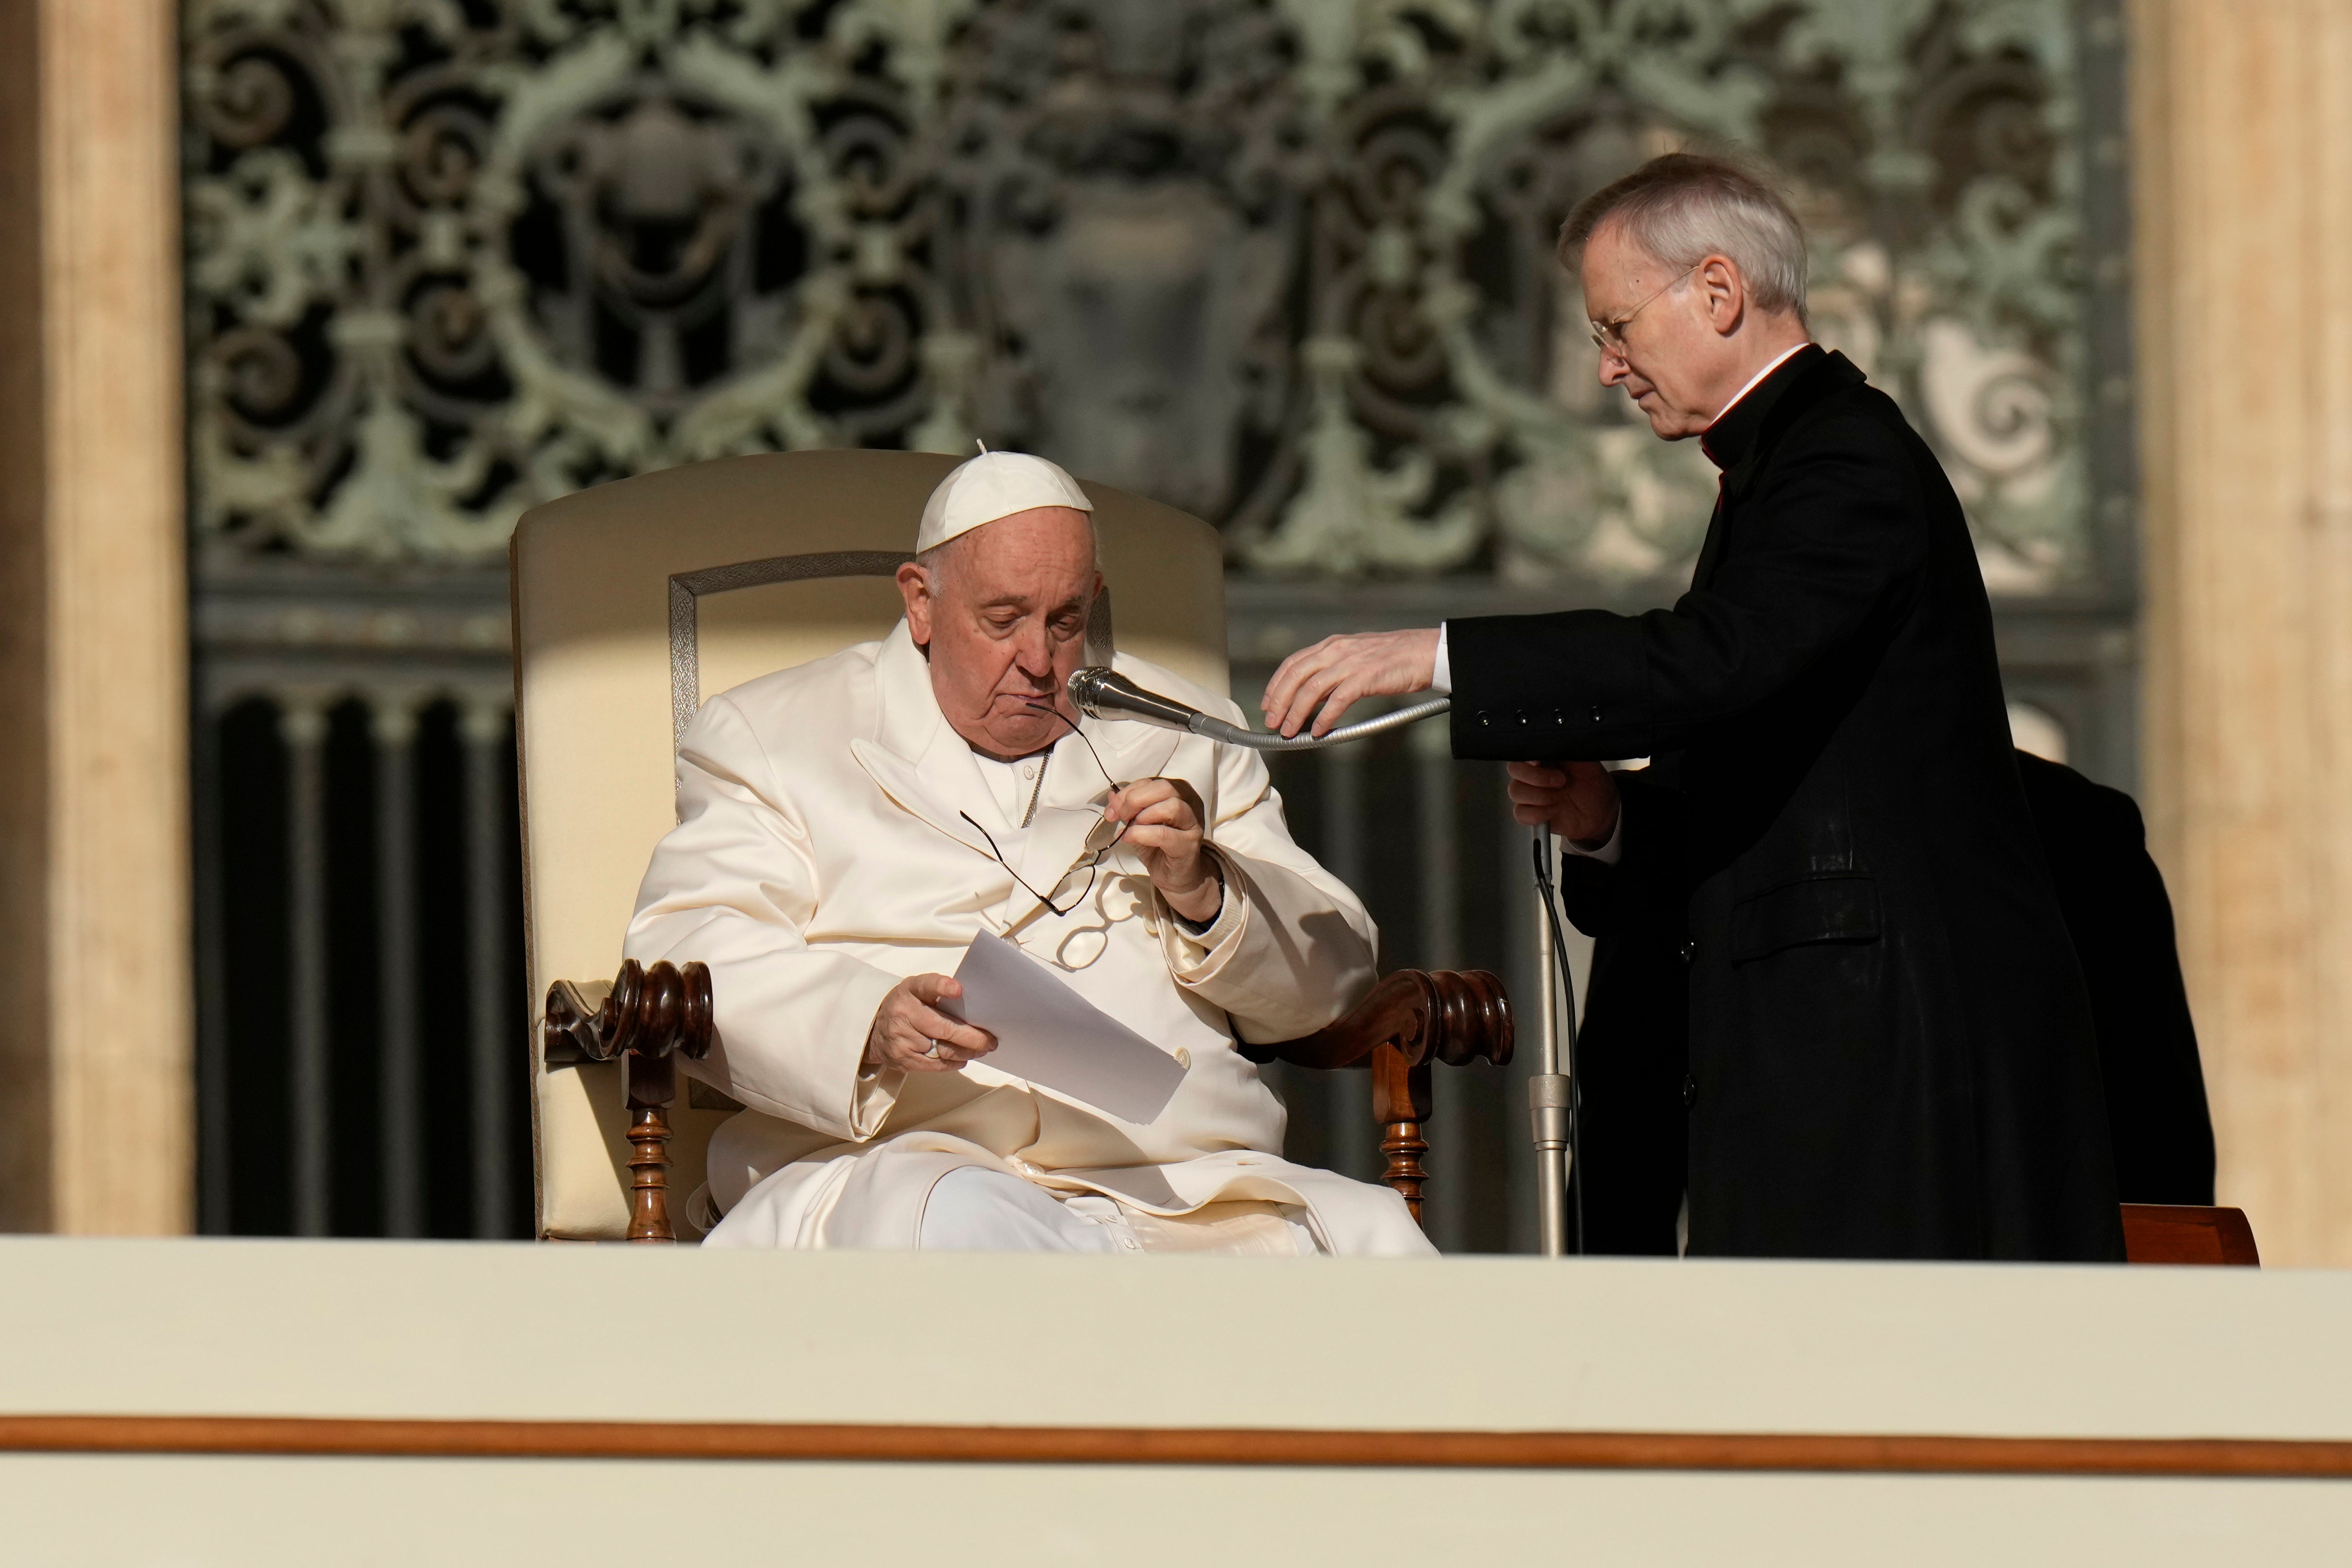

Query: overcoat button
left=1513, top=710, right=1529, bottom=727
left=1588, top=705, right=1605, bottom=724
left=1550, top=709, right=1564, bottom=727
left=1476, top=710, right=1494, bottom=728
left=1682, top=1074, right=1699, bottom=1108
left=1678, top=938, right=1697, bottom=964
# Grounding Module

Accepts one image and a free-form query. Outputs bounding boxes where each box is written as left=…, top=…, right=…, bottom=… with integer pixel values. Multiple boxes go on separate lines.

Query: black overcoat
left=1561, top=754, right=2215, bottom=1251
left=2014, top=753, right=2215, bottom=1206
left=1448, top=347, right=2125, bottom=1260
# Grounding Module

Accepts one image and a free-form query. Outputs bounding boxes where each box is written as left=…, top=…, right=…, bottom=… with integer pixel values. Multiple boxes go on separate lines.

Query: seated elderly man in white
left=626, top=451, right=1433, bottom=1256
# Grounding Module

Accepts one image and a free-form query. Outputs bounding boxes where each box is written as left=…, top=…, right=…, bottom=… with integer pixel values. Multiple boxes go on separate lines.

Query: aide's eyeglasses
left=1588, top=263, right=1700, bottom=360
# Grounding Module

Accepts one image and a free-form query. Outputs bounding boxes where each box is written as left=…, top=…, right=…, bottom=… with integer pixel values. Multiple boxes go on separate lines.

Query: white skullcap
left=916, top=448, right=1093, bottom=553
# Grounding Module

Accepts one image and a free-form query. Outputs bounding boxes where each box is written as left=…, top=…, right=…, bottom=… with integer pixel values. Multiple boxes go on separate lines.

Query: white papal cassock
left=624, top=620, right=1435, bottom=1256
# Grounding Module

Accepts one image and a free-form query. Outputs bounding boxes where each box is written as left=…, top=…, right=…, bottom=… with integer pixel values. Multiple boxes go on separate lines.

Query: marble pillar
left=0, top=0, right=190, bottom=1233
left=2131, top=0, right=2352, bottom=1264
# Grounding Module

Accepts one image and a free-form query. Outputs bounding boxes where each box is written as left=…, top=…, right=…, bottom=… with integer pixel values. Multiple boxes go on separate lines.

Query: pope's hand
left=1105, top=777, right=1222, bottom=924
left=1506, top=760, right=1621, bottom=849
left=864, top=974, right=997, bottom=1074
left=1261, top=628, right=1440, bottom=738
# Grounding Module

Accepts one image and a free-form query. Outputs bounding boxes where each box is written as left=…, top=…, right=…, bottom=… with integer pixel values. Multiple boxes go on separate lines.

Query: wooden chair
left=2120, top=1203, right=2259, bottom=1266
left=513, top=450, right=1511, bottom=1242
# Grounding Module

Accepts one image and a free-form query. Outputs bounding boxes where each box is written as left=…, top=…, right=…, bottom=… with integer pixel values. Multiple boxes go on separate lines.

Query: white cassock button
left=1021, top=763, right=1036, bottom=778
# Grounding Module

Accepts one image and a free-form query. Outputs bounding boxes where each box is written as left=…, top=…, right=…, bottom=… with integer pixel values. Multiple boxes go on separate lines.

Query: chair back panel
left=694, top=575, right=913, bottom=707
left=512, top=449, right=1227, bottom=1239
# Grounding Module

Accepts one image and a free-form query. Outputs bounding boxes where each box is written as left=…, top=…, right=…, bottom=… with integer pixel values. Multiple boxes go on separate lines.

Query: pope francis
left=623, top=450, right=1435, bottom=1257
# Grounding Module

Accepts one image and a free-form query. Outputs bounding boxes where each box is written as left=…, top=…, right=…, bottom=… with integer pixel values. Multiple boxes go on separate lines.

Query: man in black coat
left=1262, top=154, right=2124, bottom=1261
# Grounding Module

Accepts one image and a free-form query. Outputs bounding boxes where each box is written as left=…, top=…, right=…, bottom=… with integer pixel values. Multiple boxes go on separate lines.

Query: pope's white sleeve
left=624, top=695, right=904, bottom=1142
left=1157, top=699, right=1380, bottom=1043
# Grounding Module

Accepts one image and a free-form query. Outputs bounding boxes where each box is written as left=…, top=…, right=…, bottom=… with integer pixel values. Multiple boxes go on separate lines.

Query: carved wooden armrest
left=1239, top=970, right=1513, bottom=1222
left=542, top=960, right=714, bottom=1242
left=1237, top=969, right=1512, bottom=1072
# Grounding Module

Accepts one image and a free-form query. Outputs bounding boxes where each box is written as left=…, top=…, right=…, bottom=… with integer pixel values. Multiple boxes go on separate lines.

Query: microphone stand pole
left=1529, top=825, right=1572, bottom=1258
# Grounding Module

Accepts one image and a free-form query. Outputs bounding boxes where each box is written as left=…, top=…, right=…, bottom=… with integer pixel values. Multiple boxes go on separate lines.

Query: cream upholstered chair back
left=513, top=449, right=1229, bottom=1240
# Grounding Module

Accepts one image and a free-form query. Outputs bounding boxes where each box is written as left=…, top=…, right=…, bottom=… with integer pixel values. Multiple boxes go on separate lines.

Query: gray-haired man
left=1262, top=153, right=2123, bottom=1263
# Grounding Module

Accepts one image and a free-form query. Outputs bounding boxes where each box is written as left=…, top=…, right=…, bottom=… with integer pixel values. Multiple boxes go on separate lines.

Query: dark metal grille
left=199, top=693, right=529, bottom=1239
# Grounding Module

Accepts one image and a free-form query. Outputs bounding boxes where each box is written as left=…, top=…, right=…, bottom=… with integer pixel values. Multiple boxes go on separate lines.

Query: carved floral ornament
left=185, top=0, right=2090, bottom=592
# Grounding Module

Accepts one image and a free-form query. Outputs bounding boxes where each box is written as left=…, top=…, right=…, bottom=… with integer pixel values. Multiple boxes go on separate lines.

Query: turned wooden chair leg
left=546, top=959, right=713, bottom=1243
left=1371, top=1040, right=1435, bottom=1225
left=624, top=1051, right=677, bottom=1243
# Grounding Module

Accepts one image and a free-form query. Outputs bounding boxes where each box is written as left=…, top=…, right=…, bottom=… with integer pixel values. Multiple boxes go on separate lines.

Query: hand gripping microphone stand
left=1068, top=667, right=1582, bottom=1257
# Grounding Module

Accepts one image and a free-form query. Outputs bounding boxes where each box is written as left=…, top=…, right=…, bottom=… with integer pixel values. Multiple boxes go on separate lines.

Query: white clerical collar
left=1709, top=341, right=1814, bottom=429
left=970, top=745, right=1052, bottom=830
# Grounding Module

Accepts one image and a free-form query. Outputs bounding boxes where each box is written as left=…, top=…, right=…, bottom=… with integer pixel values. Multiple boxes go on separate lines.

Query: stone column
left=0, top=1, right=190, bottom=1233
left=2130, top=0, right=2352, bottom=1264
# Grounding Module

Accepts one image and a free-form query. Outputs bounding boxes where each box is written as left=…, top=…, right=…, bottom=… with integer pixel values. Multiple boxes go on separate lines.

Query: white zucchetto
left=916, top=449, right=1093, bottom=553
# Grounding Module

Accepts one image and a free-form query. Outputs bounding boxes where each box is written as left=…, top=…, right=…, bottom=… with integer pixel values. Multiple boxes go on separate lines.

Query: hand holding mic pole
left=1067, top=667, right=1449, bottom=752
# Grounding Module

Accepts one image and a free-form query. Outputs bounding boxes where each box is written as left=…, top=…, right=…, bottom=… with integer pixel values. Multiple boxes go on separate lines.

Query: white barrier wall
left=2, top=1238, right=2347, bottom=1565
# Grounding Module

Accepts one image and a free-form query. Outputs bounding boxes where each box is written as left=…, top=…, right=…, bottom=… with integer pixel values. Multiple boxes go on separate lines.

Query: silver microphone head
left=1066, top=666, right=1204, bottom=732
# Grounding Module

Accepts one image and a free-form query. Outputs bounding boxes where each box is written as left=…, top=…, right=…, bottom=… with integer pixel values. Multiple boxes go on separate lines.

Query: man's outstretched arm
left=1261, top=414, right=1923, bottom=759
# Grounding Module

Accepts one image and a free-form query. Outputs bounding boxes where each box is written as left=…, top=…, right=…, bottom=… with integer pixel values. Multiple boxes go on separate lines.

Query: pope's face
left=898, top=506, right=1102, bottom=761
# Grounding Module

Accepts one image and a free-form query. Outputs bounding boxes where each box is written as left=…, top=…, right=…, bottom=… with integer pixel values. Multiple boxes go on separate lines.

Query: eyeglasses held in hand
left=960, top=701, right=1132, bottom=918
left=960, top=809, right=1134, bottom=918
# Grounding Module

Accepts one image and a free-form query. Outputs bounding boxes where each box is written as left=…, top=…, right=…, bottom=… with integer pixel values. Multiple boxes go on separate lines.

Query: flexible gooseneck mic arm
left=1066, top=666, right=1450, bottom=751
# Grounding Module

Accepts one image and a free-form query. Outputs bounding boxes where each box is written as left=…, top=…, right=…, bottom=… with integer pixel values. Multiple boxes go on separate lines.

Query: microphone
left=1066, top=666, right=1450, bottom=752
left=1066, top=667, right=1203, bottom=732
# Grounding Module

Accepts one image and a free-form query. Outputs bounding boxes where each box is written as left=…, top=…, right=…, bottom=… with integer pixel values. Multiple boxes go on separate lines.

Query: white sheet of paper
left=937, top=931, right=1187, bottom=1124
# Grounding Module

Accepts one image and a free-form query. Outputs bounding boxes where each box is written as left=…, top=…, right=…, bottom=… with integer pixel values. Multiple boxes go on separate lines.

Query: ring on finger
left=923, top=1039, right=944, bottom=1060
